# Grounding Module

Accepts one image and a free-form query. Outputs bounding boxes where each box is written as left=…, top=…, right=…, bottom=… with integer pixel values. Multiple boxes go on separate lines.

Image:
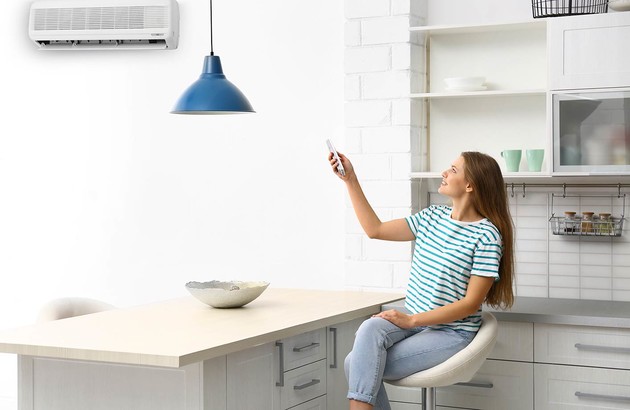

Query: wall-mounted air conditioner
left=28, top=0, right=179, bottom=50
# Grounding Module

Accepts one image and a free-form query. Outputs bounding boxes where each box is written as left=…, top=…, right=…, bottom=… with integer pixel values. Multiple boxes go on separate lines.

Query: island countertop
left=0, top=288, right=403, bottom=368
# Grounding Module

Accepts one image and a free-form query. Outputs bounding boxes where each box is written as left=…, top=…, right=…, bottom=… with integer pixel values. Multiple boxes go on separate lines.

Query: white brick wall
left=343, top=0, right=425, bottom=290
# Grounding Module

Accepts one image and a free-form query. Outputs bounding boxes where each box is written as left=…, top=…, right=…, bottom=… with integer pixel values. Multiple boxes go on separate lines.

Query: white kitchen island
left=0, top=288, right=403, bottom=410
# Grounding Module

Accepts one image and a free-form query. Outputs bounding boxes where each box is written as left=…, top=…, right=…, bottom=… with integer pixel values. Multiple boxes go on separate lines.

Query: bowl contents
left=185, top=280, right=270, bottom=308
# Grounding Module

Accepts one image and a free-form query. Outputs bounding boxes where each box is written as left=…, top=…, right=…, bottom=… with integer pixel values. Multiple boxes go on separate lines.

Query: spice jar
left=598, top=213, right=613, bottom=235
left=581, top=212, right=595, bottom=234
left=563, top=211, right=577, bottom=233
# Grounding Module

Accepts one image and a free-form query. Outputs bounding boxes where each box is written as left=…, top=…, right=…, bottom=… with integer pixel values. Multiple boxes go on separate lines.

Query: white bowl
left=185, top=280, right=270, bottom=308
left=609, top=0, right=630, bottom=11
left=444, top=76, right=486, bottom=89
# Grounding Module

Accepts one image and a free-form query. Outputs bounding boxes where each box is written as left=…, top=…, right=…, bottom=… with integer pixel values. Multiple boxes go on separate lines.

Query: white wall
left=0, top=0, right=344, bottom=406
left=427, top=0, right=533, bottom=25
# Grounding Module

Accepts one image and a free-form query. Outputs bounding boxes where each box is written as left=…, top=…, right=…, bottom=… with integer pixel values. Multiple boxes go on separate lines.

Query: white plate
left=445, top=85, right=487, bottom=92
left=609, top=0, right=630, bottom=11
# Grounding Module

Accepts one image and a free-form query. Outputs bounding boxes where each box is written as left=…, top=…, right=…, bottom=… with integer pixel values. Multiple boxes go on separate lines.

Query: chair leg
left=421, top=387, right=436, bottom=410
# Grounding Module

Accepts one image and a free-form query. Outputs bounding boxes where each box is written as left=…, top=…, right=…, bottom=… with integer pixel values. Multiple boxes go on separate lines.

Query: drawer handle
left=329, top=327, right=338, bottom=369
left=455, top=381, right=494, bottom=389
left=293, top=342, right=320, bottom=353
left=575, top=391, right=630, bottom=402
left=574, top=343, right=630, bottom=354
left=294, top=378, right=321, bottom=390
left=275, top=341, right=284, bottom=387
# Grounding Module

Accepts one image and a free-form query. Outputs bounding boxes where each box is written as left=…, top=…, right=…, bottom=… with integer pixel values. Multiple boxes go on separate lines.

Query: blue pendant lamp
left=171, top=0, right=254, bottom=115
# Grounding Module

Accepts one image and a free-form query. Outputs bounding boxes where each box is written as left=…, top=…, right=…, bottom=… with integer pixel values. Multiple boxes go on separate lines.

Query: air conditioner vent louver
left=32, top=6, right=168, bottom=31
left=29, top=0, right=179, bottom=50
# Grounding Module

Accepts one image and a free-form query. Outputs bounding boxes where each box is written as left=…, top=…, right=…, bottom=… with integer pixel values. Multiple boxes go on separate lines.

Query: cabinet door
left=535, top=363, right=630, bottom=409
left=487, top=321, right=533, bottom=362
left=436, top=359, right=533, bottom=410
left=548, top=13, right=630, bottom=90
left=226, top=342, right=281, bottom=410
left=326, top=316, right=367, bottom=410
left=534, top=323, right=630, bottom=370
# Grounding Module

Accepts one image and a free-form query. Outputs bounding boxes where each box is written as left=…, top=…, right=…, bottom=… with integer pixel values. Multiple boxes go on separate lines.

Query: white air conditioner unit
left=29, top=0, right=179, bottom=50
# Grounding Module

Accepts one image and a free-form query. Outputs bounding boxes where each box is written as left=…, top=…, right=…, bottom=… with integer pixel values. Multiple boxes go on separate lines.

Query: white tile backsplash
left=433, top=189, right=628, bottom=301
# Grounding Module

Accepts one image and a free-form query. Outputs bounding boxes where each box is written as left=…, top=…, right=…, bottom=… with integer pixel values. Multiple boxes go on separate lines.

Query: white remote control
left=326, top=139, right=346, bottom=177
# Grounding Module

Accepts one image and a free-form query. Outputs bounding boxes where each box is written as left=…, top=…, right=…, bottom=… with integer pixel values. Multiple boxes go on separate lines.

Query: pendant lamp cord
left=209, top=0, right=214, bottom=55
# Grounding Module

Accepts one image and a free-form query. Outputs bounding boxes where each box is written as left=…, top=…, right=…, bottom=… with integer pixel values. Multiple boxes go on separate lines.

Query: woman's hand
left=373, top=309, right=417, bottom=329
left=328, top=151, right=354, bottom=181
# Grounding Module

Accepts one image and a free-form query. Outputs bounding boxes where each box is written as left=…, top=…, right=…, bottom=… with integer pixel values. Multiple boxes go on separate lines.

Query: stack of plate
left=444, top=76, right=486, bottom=92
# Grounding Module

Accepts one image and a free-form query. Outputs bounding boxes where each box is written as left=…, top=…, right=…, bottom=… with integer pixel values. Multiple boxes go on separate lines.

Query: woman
left=328, top=151, right=514, bottom=410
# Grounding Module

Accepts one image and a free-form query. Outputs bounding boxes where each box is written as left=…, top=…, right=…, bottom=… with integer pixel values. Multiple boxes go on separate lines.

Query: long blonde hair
left=461, top=152, right=514, bottom=309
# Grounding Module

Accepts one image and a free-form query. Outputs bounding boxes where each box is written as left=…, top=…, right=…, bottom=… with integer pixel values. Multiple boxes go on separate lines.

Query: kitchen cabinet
left=385, top=321, right=534, bottom=410
left=327, top=317, right=366, bottom=410
left=534, top=323, right=630, bottom=409
left=552, top=89, right=630, bottom=174
left=409, top=21, right=549, bottom=177
left=228, top=319, right=367, bottom=410
left=410, top=13, right=630, bottom=179
left=381, top=297, right=630, bottom=410
left=227, top=342, right=281, bottom=409
left=0, top=289, right=403, bottom=410
left=548, top=13, right=630, bottom=91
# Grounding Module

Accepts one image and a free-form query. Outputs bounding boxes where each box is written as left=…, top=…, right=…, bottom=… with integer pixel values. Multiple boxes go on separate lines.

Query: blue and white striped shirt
left=404, top=205, right=502, bottom=332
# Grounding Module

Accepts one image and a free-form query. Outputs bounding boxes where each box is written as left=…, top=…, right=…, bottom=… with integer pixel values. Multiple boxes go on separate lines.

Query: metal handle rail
left=294, top=379, right=321, bottom=390
left=293, top=342, right=320, bottom=353
left=575, top=343, right=630, bottom=354
left=329, top=327, right=338, bottom=369
left=455, top=381, right=494, bottom=389
left=275, top=342, right=284, bottom=387
left=575, top=391, right=630, bottom=402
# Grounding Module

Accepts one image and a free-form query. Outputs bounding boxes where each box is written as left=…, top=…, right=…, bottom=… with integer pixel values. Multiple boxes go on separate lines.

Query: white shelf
left=410, top=172, right=553, bottom=180
left=410, top=20, right=546, bottom=36
left=411, top=89, right=547, bottom=99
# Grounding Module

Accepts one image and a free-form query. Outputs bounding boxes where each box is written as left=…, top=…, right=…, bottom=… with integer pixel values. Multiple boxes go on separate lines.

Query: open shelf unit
left=411, top=20, right=550, bottom=174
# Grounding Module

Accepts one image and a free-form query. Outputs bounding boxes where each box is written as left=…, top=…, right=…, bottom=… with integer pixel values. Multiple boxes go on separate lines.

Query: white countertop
left=0, top=288, right=403, bottom=368
left=383, top=297, right=630, bottom=328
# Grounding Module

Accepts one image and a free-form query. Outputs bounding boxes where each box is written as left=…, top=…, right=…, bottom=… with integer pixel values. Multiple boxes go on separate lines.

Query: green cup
left=501, top=150, right=522, bottom=172
left=526, top=149, right=545, bottom=172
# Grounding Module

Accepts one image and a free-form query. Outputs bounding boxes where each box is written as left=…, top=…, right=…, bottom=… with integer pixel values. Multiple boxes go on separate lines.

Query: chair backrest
left=36, top=297, right=115, bottom=323
left=388, top=311, right=498, bottom=388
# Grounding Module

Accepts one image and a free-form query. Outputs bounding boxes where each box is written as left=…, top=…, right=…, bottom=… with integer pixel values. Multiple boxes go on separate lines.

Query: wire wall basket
left=532, top=0, right=608, bottom=18
left=549, top=193, right=626, bottom=237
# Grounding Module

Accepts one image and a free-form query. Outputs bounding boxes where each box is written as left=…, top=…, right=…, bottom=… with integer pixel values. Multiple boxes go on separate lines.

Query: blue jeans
left=344, top=317, right=476, bottom=409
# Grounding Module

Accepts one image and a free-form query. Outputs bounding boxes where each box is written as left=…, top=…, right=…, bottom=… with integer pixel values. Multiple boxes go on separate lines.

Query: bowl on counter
left=185, top=280, right=270, bottom=308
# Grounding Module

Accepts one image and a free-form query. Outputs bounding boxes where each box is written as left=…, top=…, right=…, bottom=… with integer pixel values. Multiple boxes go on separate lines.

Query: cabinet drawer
left=437, top=359, right=533, bottom=410
left=535, top=363, right=630, bottom=409
left=535, top=323, right=630, bottom=370
left=487, top=321, right=533, bottom=362
left=280, top=328, right=326, bottom=371
left=290, top=395, right=327, bottom=410
left=281, top=359, right=327, bottom=409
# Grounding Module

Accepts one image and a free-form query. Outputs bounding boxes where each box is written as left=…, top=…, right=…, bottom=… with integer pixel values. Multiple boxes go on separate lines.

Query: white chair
left=37, top=297, right=115, bottom=323
left=385, top=311, right=498, bottom=410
